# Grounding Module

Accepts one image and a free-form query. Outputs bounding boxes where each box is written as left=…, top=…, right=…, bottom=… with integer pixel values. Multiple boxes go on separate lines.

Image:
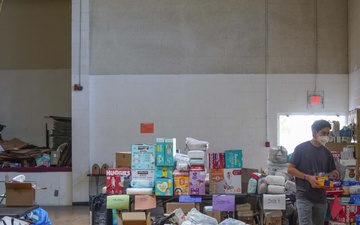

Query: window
left=278, top=114, right=347, bottom=153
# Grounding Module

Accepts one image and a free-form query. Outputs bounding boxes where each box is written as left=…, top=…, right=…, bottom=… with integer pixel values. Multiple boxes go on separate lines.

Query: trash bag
left=23, top=207, right=52, bottom=225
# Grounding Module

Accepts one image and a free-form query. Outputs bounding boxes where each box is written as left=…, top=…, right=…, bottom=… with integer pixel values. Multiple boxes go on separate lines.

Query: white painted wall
left=70, top=0, right=351, bottom=205
left=88, top=73, right=348, bottom=171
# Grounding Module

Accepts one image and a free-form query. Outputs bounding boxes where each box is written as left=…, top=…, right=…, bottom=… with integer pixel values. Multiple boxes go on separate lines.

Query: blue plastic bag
left=24, top=207, right=52, bottom=225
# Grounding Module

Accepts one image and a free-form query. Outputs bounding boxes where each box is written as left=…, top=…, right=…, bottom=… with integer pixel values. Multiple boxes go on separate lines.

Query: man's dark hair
left=311, top=119, right=331, bottom=132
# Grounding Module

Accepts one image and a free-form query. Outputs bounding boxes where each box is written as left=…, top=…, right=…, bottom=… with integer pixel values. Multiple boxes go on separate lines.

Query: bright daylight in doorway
left=278, top=114, right=347, bottom=153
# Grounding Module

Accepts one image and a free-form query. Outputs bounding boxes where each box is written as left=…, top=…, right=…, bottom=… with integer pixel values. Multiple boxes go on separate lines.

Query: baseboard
left=72, top=201, right=89, bottom=206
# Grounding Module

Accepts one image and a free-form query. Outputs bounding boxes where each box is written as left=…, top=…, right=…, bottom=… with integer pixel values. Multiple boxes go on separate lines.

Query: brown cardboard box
left=116, top=152, right=132, bottom=168
left=116, top=212, right=151, bottom=225
left=5, top=182, right=35, bottom=206
left=204, top=211, right=222, bottom=223
left=238, top=216, right=254, bottom=225
left=265, top=216, right=282, bottom=225
left=241, top=168, right=258, bottom=193
left=166, top=202, right=199, bottom=214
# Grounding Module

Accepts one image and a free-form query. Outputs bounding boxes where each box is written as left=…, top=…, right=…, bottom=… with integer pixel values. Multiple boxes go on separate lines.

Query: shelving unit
left=325, top=109, right=360, bottom=181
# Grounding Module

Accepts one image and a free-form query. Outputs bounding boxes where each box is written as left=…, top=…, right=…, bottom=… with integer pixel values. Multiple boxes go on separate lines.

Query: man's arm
left=288, top=162, right=319, bottom=188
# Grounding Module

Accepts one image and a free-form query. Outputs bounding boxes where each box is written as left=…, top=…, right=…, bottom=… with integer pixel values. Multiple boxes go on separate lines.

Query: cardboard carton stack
left=209, top=150, right=243, bottom=194
left=154, top=138, right=175, bottom=196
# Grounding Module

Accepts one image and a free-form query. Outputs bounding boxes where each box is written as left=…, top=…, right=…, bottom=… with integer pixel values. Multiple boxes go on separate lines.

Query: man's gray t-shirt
left=290, top=141, right=336, bottom=203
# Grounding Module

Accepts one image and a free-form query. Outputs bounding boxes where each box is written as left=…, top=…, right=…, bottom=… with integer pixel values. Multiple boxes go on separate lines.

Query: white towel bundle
left=285, top=180, right=296, bottom=192
left=185, top=137, right=209, bottom=151
left=264, top=175, right=286, bottom=186
left=267, top=185, right=285, bottom=194
left=126, top=187, right=153, bottom=195
left=188, top=150, right=205, bottom=159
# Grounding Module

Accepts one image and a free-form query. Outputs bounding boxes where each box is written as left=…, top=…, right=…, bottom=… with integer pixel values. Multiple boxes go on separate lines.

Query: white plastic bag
left=219, top=218, right=246, bottom=225
left=185, top=208, right=218, bottom=225
left=185, top=137, right=209, bottom=151
left=268, top=146, right=288, bottom=164
left=168, top=208, right=186, bottom=225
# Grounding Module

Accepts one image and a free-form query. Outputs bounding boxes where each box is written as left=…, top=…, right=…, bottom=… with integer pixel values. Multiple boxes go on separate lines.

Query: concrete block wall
left=349, top=0, right=360, bottom=109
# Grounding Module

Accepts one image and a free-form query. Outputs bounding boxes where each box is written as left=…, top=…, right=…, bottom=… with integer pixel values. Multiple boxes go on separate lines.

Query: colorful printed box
left=189, top=171, right=206, bottom=195
left=333, top=204, right=360, bottom=223
left=209, top=168, right=242, bottom=194
left=131, top=144, right=156, bottom=170
left=174, top=176, right=190, bottom=195
left=208, top=153, right=225, bottom=169
left=156, top=138, right=165, bottom=166
left=155, top=166, right=173, bottom=178
left=106, top=168, right=131, bottom=195
left=164, top=138, right=176, bottom=166
left=155, top=178, right=173, bottom=196
left=130, top=169, right=155, bottom=188
left=225, top=150, right=243, bottom=168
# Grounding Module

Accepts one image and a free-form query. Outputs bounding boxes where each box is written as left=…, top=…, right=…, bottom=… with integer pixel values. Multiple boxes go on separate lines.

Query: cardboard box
left=174, top=176, right=190, bottom=195
left=5, top=183, right=35, bottom=206
left=166, top=202, right=199, bottom=214
left=208, top=153, right=225, bottom=169
left=189, top=171, right=206, bottom=195
left=155, top=166, right=173, bottom=178
left=265, top=216, right=282, bottom=225
left=209, top=169, right=242, bottom=194
left=164, top=138, right=176, bottom=166
left=204, top=211, right=222, bottom=223
left=116, top=212, right=151, bottom=225
left=131, top=170, right=154, bottom=188
left=155, top=138, right=165, bottom=166
left=131, top=145, right=156, bottom=170
left=224, top=150, right=243, bottom=168
left=241, top=168, right=258, bottom=193
left=116, top=152, right=132, bottom=168
left=106, top=168, right=131, bottom=194
left=154, top=178, right=173, bottom=196
left=238, top=216, right=254, bottom=225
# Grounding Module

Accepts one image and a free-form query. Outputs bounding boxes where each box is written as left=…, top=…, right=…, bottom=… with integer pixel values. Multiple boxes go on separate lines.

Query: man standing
left=288, top=119, right=336, bottom=225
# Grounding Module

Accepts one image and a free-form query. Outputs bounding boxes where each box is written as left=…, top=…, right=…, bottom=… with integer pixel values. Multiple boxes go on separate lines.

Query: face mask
left=317, top=136, right=329, bottom=146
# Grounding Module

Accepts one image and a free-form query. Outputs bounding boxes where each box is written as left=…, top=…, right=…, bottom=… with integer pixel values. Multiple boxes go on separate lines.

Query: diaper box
left=131, top=170, right=155, bottom=180
left=155, top=166, right=174, bottom=178
left=189, top=171, right=206, bottom=195
left=225, top=150, right=243, bottom=168
left=154, top=178, right=173, bottom=196
left=131, top=144, right=156, bottom=170
left=106, top=168, right=131, bottom=195
left=164, top=138, right=176, bottom=166
left=208, top=153, right=225, bottom=169
left=156, top=138, right=165, bottom=166
left=209, top=168, right=242, bottom=194
left=174, top=176, right=190, bottom=195
left=131, top=169, right=154, bottom=187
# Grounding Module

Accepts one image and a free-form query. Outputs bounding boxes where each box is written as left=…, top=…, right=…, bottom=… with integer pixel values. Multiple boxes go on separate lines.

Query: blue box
left=225, top=150, right=243, bottom=168
left=154, top=178, right=173, bottom=196
left=155, top=166, right=174, bottom=178
left=131, top=144, right=156, bottom=170
left=164, top=138, right=176, bottom=166
left=156, top=138, right=165, bottom=166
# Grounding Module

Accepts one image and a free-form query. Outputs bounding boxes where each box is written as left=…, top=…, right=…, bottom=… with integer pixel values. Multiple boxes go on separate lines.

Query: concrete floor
left=42, top=206, right=90, bottom=225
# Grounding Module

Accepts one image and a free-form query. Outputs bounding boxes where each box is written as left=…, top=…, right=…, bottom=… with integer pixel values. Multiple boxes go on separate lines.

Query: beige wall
left=349, top=0, right=360, bottom=109
left=0, top=0, right=71, bottom=69
left=90, top=0, right=348, bottom=75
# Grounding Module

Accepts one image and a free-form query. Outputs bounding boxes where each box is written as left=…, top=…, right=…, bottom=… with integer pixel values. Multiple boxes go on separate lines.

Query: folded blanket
left=264, top=175, right=285, bottom=186
left=267, top=184, right=285, bottom=194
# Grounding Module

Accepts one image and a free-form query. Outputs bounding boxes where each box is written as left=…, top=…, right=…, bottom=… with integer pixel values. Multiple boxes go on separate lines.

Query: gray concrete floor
left=42, top=206, right=90, bottom=225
